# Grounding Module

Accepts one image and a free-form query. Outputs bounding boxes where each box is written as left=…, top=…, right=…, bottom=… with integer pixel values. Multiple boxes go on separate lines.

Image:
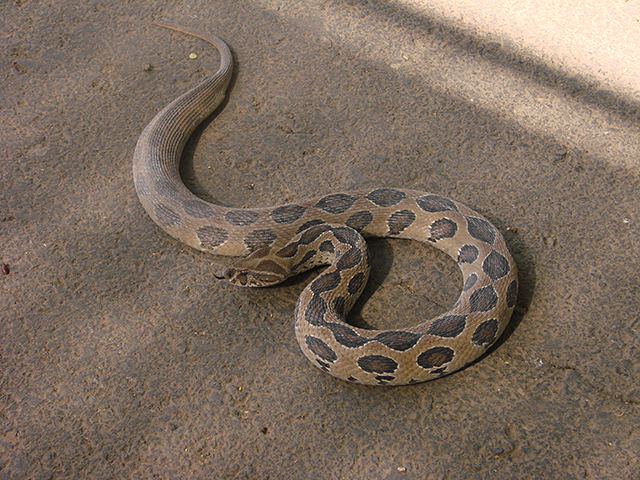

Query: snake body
left=133, top=23, right=518, bottom=386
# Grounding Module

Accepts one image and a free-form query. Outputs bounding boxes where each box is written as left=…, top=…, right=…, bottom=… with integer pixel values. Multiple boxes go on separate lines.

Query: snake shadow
left=492, top=230, right=536, bottom=349
left=347, top=238, right=396, bottom=329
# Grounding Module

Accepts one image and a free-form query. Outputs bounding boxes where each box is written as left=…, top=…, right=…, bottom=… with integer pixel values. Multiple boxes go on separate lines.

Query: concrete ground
left=2, top=0, right=639, bottom=478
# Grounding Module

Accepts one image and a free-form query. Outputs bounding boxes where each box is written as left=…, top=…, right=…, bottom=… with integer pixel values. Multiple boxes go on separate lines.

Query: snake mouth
left=220, top=265, right=246, bottom=285
left=221, top=264, right=290, bottom=287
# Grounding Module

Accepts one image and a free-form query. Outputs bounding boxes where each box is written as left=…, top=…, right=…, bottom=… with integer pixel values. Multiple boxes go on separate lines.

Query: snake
left=133, top=22, right=518, bottom=386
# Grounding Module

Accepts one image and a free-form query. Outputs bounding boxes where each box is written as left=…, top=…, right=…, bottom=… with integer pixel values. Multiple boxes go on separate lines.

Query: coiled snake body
left=133, top=23, right=518, bottom=386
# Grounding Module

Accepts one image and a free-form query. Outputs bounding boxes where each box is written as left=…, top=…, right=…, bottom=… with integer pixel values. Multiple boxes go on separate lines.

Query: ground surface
left=2, top=1, right=640, bottom=479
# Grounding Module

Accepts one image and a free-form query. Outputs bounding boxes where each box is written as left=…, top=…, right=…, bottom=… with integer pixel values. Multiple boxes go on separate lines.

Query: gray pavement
left=2, top=1, right=639, bottom=479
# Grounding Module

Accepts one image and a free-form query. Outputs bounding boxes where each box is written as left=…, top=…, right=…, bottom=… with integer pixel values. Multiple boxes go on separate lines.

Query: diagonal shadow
left=337, top=0, right=640, bottom=125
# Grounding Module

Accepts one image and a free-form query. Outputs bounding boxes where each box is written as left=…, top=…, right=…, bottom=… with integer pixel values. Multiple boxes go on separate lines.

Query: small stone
left=319, top=36, right=332, bottom=48
left=12, top=61, right=26, bottom=74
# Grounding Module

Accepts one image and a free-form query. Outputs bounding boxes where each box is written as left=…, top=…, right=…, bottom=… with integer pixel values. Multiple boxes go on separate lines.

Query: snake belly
left=133, top=22, right=518, bottom=386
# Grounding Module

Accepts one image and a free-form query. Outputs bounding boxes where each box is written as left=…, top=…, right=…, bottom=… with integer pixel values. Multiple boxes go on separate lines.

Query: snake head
left=222, top=257, right=289, bottom=288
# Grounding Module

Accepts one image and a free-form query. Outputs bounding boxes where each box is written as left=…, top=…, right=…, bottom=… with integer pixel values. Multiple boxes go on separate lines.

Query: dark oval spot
left=417, top=346, right=454, bottom=369
left=271, top=204, right=306, bottom=224
left=387, top=210, right=416, bottom=235
left=296, top=219, right=326, bottom=234
left=463, top=273, right=478, bottom=291
left=458, top=244, right=479, bottom=263
left=347, top=271, right=367, bottom=295
left=299, top=224, right=332, bottom=245
left=465, top=216, right=496, bottom=245
left=248, top=246, right=272, bottom=259
left=469, top=285, right=498, bottom=312
left=332, top=226, right=362, bottom=246
left=506, top=280, right=518, bottom=308
left=315, top=193, right=356, bottom=214
left=155, top=204, right=181, bottom=226
left=310, top=270, right=341, bottom=294
left=276, top=242, right=299, bottom=258
left=255, top=260, right=288, bottom=278
left=333, top=296, right=346, bottom=316
left=225, top=210, right=260, bottom=226
left=336, top=247, right=362, bottom=271
left=244, top=229, right=277, bottom=252
left=482, top=250, right=510, bottom=280
left=327, top=323, right=369, bottom=348
left=346, top=211, right=373, bottom=232
left=374, top=331, right=421, bottom=351
left=183, top=200, right=214, bottom=218
left=427, top=315, right=466, bottom=337
left=305, top=336, right=337, bottom=362
left=304, top=295, right=327, bottom=326
left=197, top=225, right=228, bottom=250
left=472, top=319, right=499, bottom=346
left=429, top=218, right=457, bottom=241
left=366, top=188, right=407, bottom=207
left=357, top=355, right=398, bottom=374
left=416, top=195, right=458, bottom=212
left=319, top=240, right=334, bottom=252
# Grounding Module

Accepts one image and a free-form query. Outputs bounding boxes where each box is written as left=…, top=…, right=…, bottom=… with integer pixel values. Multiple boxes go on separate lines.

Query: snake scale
left=133, top=22, right=518, bottom=386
